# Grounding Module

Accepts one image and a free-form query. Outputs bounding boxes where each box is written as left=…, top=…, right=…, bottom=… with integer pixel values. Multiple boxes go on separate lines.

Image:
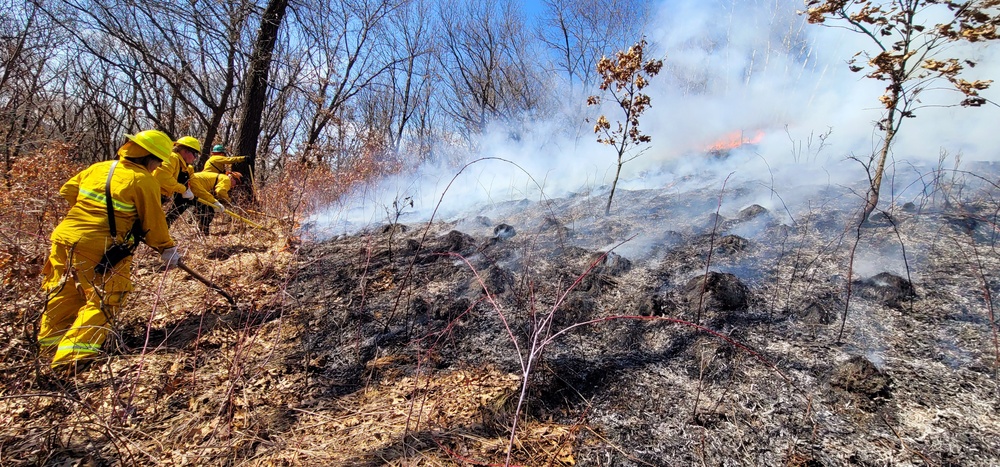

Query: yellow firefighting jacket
left=190, top=171, right=234, bottom=204
left=52, top=157, right=175, bottom=253
left=202, top=155, right=246, bottom=174
left=153, top=150, right=197, bottom=197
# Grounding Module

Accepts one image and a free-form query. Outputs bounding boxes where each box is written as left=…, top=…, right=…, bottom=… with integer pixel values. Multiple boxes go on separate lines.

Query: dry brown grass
left=0, top=148, right=577, bottom=466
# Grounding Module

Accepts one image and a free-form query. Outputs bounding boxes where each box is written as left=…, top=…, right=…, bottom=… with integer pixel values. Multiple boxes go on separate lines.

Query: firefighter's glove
left=182, top=187, right=194, bottom=200
left=160, top=246, right=181, bottom=270
left=212, top=201, right=225, bottom=213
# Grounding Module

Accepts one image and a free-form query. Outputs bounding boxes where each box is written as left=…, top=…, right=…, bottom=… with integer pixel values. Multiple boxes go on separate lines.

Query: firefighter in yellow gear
left=38, top=130, right=182, bottom=371
left=202, top=144, right=246, bottom=174
left=190, top=170, right=241, bottom=235
left=153, top=136, right=211, bottom=225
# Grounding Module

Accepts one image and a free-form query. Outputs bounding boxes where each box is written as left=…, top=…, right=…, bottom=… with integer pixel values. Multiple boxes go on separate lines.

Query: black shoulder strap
left=105, top=160, right=119, bottom=238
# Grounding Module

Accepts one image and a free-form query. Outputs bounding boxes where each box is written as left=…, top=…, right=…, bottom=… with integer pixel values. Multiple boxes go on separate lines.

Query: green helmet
left=212, top=144, right=225, bottom=154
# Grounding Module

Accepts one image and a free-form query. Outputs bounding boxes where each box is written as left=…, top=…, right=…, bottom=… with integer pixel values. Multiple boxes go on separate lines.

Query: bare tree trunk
left=2, top=4, right=48, bottom=184
left=604, top=155, right=623, bottom=216
left=862, top=96, right=899, bottom=223
left=233, top=0, right=289, bottom=201
left=863, top=129, right=893, bottom=222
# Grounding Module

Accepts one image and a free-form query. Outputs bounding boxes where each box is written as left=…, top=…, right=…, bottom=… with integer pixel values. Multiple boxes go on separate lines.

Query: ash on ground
left=281, top=176, right=1000, bottom=465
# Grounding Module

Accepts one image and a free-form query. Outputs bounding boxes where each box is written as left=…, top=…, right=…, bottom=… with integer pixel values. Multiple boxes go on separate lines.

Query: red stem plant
left=379, top=158, right=815, bottom=465
left=454, top=246, right=800, bottom=466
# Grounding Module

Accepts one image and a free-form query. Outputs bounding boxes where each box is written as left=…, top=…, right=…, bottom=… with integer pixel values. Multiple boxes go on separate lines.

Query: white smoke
left=310, top=0, right=1000, bottom=237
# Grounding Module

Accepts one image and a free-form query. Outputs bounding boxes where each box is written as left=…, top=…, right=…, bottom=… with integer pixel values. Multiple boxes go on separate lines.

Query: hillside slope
left=2, top=174, right=999, bottom=465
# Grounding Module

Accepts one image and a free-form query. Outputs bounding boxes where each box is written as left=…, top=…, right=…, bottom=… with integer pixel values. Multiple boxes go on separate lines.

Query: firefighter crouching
left=38, top=130, right=183, bottom=371
left=190, top=170, right=241, bottom=236
left=153, top=136, right=209, bottom=226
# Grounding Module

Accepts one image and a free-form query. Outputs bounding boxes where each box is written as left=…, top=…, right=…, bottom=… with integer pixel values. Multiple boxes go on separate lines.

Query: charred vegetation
left=2, top=158, right=1000, bottom=465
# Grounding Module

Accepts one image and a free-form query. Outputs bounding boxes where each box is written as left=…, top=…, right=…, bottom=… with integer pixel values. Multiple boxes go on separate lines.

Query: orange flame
left=705, top=130, right=764, bottom=152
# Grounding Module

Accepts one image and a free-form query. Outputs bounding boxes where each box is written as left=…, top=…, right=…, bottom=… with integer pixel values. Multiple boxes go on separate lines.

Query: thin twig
left=698, top=172, right=735, bottom=324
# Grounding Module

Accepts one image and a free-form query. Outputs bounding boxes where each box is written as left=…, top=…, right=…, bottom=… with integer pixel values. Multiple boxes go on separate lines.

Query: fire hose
left=195, top=198, right=269, bottom=230
left=176, top=260, right=236, bottom=305
left=236, top=207, right=282, bottom=220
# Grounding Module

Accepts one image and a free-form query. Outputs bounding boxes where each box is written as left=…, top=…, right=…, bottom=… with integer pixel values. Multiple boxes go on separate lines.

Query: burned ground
left=1, top=173, right=999, bottom=466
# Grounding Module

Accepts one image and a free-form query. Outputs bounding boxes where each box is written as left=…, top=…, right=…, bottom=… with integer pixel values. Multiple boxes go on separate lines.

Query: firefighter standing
left=202, top=144, right=246, bottom=174
left=38, top=130, right=183, bottom=371
left=190, top=170, right=241, bottom=236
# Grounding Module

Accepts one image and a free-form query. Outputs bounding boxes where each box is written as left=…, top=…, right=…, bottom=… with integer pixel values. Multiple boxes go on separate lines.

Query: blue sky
left=516, top=0, right=545, bottom=24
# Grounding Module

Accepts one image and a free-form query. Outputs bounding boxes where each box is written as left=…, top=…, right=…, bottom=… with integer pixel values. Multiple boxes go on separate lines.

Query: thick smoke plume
left=312, top=0, right=999, bottom=239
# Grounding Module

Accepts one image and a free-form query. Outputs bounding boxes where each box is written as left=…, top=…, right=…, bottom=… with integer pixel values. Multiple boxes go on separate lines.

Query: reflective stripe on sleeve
left=38, top=335, right=63, bottom=347
left=57, top=342, right=102, bottom=354
left=78, top=188, right=136, bottom=212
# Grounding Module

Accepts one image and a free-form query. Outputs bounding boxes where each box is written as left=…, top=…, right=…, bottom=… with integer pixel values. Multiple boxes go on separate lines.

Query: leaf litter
left=2, top=166, right=1000, bottom=465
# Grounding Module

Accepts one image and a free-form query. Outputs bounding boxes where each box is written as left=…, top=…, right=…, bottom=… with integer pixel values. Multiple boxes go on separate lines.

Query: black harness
left=95, top=161, right=147, bottom=274
left=104, top=161, right=119, bottom=239
left=177, top=167, right=190, bottom=185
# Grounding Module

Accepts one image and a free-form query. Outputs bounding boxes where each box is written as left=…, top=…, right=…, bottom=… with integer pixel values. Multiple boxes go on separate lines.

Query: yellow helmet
left=175, top=136, right=202, bottom=154
left=125, top=130, right=173, bottom=162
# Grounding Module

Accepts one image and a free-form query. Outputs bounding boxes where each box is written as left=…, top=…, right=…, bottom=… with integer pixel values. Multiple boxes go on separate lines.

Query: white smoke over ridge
left=310, top=0, right=1000, bottom=238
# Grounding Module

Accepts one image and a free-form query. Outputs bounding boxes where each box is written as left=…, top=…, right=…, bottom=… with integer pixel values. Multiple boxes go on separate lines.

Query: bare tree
left=254, top=27, right=308, bottom=184
left=232, top=0, right=289, bottom=198
left=177, top=0, right=256, bottom=163
left=296, top=0, right=403, bottom=165
left=384, top=0, right=436, bottom=158
left=1, top=1, right=66, bottom=180
left=804, top=0, right=999, bottom=222
left=37, top=0, right=256, bottom=167
left=57, top=57, right=126, bottom=161
left=435, top=0, right=543, bottom=143
left=537, top=0, right=648, bottom=93
left=2, top=0, right=670, bottom=198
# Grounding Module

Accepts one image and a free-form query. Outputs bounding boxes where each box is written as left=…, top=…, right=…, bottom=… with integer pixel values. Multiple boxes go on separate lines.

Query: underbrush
left=2, top=150, right=998, bottom=466
left=0, top=147, right=83, bottom=385
left=0, top=150, right=344, bottom=465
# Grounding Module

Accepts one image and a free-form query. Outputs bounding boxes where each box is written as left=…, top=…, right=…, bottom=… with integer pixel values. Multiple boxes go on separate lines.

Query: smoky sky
left=314, top=0, right=1000, bottom=236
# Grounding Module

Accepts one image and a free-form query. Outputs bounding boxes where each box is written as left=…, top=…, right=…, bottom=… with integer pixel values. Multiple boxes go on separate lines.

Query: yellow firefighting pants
left=38, top=243, right=133, bottom=368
